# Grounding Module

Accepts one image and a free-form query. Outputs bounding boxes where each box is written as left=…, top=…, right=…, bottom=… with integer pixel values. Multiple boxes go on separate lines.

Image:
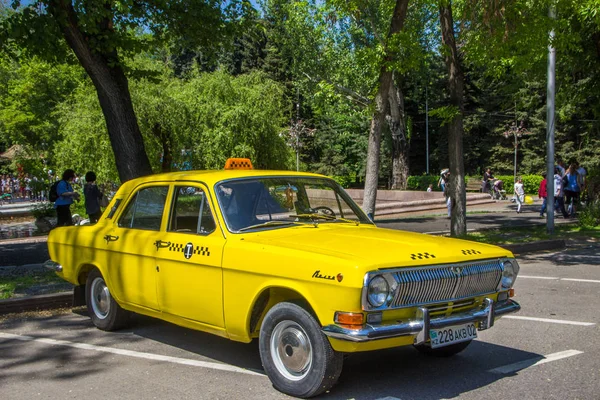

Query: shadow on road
left=2, top=308, right=540, bottom=399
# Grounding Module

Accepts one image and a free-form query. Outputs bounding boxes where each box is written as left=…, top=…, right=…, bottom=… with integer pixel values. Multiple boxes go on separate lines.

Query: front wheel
left=85, top=269, right=129, bottom=331
left=259, top=302, right=343, bottom=398
left=414, top=339, right=472, bottom=357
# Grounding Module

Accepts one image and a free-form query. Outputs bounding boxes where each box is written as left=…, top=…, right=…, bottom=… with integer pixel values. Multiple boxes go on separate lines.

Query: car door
left=103, top=184, right=170, bottom=310
left=155, top=184, right=225, bottom=328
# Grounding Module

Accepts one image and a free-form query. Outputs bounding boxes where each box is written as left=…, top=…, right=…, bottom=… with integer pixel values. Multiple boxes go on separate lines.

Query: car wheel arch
left=248, top=286, right=319, bottom=336
left=77, top=263, right=98, bottom=285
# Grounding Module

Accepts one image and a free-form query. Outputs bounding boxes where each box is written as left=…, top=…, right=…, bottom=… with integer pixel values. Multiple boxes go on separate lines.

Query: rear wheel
left=85, top=269, right=129, bottom=331
left=259, top=302, right=343, bottom=398
left=414, top=340, right=472, bottom=357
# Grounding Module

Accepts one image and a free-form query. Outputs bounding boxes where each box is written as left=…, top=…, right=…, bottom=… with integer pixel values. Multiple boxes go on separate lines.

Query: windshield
left=215, top=177, right=372, bottom=232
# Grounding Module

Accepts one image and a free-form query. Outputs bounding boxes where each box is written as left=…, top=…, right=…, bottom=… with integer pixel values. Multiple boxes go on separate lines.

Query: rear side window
left=168, top=186, right=216, bottom=235
left=118, top=186, right=168, bottom=231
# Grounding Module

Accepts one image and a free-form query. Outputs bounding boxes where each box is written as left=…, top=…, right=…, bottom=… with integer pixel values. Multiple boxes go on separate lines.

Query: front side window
left=118, top=186, right=168, bottom=231
left=216, top=177, right=372, bottom=232
left=168, top=186, right=216, bottom=235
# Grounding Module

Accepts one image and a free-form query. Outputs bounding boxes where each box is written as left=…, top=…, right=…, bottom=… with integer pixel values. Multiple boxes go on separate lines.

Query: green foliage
left=0, top=56, right=83, bottom=156
left=406, top=175, right=440, bottom=191
left=30, top=201, right=55, bottom=219
left=478, top=174, right=543, bottom=195
left=331, top=175, right=356, bottom=189
left=52, top=65, right=292, bottom=181
left=578, top=200, right=600, bottom=228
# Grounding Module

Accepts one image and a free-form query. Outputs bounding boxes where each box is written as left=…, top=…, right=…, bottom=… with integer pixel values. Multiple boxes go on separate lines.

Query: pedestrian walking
left=514, top=177, right=525, bottom=213
left=564, top=164, right=580, bottom=217
left=83, top=171, right=104, bottom=224
left=538, top=172, right=547, bottom=218
left=553, top=167, right=569, bottom=218
left=55, top=169, right=80, bottom=226
left=481, top=168, right=494, bottom=193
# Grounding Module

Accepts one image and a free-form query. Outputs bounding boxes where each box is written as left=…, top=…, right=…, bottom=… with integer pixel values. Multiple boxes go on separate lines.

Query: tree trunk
left=439, top=0, right=467, bottom=236
left=388, top=81, right=410, bottom=190
left=153, top=123, right=173, bottom=172
left=362, top=0, right=410, bottom=219
left=49, top=0, right=153, bottom=183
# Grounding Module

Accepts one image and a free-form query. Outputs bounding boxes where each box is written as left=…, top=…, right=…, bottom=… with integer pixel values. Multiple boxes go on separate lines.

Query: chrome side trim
left=322, top=298, right=520, bottom=343
left=43, top=260, right=63, bottom=273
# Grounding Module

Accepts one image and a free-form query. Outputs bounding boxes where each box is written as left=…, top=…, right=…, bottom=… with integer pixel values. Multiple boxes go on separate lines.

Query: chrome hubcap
left=90, top=277, right=110, bottom=319
left=270, top=320, right=312, bottom=381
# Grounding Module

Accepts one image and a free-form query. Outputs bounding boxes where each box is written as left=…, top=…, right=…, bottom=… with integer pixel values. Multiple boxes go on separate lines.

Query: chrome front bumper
left=43, top=259, right=63, bottom=273
left=322, top=298, right=520, bottom=344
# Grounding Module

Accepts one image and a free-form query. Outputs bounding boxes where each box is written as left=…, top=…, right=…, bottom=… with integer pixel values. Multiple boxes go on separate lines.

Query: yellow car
left=46, top=158, right=520, bottom=398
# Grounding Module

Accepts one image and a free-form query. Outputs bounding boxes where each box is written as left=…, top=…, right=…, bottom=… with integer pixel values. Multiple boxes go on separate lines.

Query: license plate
left=429, top=323, right=477, bottom=348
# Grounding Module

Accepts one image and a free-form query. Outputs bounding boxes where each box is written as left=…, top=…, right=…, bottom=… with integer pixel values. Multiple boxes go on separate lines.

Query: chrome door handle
left=104, top=235, right=119, bottom=243
left=154, top=240, right=171, bottom=250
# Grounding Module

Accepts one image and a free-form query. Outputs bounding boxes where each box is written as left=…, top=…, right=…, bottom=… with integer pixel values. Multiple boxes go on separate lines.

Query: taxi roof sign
left=224, top=158, right=254, bottom=170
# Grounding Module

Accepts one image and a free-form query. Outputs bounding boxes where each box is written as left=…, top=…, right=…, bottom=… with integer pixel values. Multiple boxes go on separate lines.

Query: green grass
left=460, top=224, right=600, bottom=245
left=0, top=271, right=67, bottom=299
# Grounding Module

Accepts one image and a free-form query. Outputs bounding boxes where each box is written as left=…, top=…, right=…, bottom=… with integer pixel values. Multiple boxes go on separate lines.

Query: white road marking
left=488, top=350, right=583, bottom=374
left=0, top=332, right=264, bottom=376
left=519, top=275, right=600, bottom=283
left=561, top=278, right=600, bottom=283
left=503, top=316, right=595, bottom=326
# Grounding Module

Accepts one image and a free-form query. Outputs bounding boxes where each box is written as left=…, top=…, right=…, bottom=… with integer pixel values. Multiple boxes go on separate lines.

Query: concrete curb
left=0, top=291, right=73, bottom=315
left=502, top=239, right=566, bottom=255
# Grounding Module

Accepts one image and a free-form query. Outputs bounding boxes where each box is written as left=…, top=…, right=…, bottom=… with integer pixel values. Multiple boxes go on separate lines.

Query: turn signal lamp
left=224, top=158, right=253, bottom=170
left=334, top=312, right=364, bottom=329
left=509, top=288, right=515, bottom=297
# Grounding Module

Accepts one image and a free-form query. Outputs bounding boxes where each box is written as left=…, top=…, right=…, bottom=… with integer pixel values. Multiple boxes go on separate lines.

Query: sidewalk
left=376, top=198, right=574, bottom=234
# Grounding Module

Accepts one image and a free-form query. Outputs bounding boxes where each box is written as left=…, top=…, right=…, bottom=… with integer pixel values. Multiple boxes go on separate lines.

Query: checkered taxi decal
left=167, top=242, right=210, bottom=259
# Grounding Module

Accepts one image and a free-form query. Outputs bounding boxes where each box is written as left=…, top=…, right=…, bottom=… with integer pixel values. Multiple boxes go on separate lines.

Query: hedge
left=406, top=174, right=544, bottom=194
left=332, top=174, right=544, bottom=194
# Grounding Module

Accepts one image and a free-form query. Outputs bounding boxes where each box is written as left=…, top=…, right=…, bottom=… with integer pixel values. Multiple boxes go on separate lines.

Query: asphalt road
left=0, top=243, right=598, bottom=399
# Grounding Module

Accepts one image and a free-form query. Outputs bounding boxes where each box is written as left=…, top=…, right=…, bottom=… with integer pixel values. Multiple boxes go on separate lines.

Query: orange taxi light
left=334, top=312, right=364, bottom=326
left=224, top=158, right=253, bottom=170
left=509, top=288, right=515, bottom=297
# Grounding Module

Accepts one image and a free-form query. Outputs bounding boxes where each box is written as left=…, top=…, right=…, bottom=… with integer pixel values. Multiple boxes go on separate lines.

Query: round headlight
left=367, top=276, right=389, bottom=308
left=501, top=260, right=519, bottom=288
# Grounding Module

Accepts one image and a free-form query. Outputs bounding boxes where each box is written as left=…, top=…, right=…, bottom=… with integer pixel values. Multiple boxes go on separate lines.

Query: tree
left=361, top=0, right=410, bottom=219
left=438, top=0, right=466, bottom=235
left=1, top=0, right=244, bottom=182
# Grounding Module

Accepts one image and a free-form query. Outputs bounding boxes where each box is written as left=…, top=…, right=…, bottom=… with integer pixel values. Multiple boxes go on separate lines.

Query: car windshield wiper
left=290, top=214, right=359, bottom=226
left=237, top=220, right=300, bottom=232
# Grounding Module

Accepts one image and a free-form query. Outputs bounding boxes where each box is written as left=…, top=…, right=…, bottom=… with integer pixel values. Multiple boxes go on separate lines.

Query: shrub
left=578, top=200, right=600, bottom=228
left=483, top=174, right=542, bottom=195
left=407, top=175, right=440, bottom=191
left=331, top=175, right=354, bottom=189
left=31, top=202, right=55, bottom=219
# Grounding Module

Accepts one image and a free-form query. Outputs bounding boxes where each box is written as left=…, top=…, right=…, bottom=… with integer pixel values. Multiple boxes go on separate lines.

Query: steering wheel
left=311, top=206, right=336, bottom=217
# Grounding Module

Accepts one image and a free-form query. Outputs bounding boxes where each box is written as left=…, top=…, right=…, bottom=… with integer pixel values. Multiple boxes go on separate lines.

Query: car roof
left=117, top=169, right=328, bottom=194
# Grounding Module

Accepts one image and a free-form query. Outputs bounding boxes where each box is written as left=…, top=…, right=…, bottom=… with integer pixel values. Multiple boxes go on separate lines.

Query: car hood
left=240, top=224, right=513, bottom=269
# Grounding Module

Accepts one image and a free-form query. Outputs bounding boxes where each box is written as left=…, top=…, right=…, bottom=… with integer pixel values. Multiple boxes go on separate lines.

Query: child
left=514, top=177, right=525, bottom=213
left=427, top=184, right=433, bottom=192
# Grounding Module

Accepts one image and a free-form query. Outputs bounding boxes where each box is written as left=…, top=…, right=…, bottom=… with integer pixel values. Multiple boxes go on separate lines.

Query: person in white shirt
left=553, top=167, right=570, bottom=218
left=514, top=177, right=525, bottom=213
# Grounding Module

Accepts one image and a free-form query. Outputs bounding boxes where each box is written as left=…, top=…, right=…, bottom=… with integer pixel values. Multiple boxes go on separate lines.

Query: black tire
left=414, top=339, right=472, bottom=357
left=85, top=269, right=129, bottom=331
left=259, top=302, right=343, bottom=398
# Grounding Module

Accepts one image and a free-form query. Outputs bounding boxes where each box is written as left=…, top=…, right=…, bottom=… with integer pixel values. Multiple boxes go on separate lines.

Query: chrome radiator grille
left=390, top=260, right=502, bottom=308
